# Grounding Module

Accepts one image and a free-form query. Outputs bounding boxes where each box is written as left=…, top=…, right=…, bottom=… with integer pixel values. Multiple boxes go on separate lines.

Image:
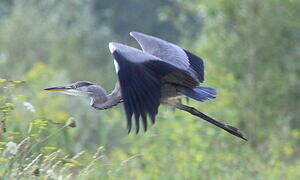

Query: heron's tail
left=180, top=86, right=217, bottom=102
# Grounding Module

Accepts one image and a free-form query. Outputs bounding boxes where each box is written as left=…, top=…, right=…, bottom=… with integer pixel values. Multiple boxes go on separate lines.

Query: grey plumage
left=109, top=41, right=209, bottom=133
left=44, top=31, right=247, bottom=141
left=130, top=32, right=191, bottom=70
left=44, top=81, right=122, bottom=110
left=130, top=31, right=204, bottom=82
left=91, top=82, right=123, bottom=110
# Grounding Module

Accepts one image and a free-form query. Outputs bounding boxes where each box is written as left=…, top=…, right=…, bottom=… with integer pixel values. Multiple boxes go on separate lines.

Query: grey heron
left=44, top=32, right=247, bottom=141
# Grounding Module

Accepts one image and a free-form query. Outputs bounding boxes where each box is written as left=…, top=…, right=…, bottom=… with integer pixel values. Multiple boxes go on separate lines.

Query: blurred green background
left=0, top=0, right=299, bottom=179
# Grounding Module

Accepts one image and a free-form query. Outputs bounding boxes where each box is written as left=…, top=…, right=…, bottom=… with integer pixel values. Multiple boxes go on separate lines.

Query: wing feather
left=109, top=42, right=196, bottom=132
left=184, top=50, right=204, bottom=82
left=130, top=31, right=205, bottom=82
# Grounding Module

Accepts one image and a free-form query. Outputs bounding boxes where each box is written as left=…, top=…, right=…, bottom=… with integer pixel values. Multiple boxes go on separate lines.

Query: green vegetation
left=0, top=0, right=299, bottom=179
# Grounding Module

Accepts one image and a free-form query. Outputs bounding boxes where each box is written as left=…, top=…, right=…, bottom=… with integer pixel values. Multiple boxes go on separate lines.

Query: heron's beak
left=44, top=86, right=72, bottom=91
left=44, top=85, right=88, bottom=96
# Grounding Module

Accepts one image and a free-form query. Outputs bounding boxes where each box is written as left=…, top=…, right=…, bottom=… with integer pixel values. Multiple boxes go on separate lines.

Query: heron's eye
left=71, top=85, right=76, bottom=89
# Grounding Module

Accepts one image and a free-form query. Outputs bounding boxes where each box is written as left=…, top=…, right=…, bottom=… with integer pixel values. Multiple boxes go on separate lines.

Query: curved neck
left=90, top=82, right=122, bottom=110
left=90, top=95, right=107, bottom=107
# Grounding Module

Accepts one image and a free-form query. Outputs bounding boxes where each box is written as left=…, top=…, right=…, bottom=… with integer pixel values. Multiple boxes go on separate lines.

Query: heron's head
left=44, top=81, right=105, bottom=97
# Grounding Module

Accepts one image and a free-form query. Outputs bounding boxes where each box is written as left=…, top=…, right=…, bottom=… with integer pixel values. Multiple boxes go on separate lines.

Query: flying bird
left=44, top=32, right=247, bottom=141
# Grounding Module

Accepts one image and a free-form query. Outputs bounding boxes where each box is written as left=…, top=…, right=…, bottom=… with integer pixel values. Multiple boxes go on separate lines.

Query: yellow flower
left=0, top=78, right=7, bottom=83
left=195, top=154, right=203, bottom=162
left=0, top=142, right=7, bottom=145
left=0, top=158, right=8, bottom=162
left=9, top=80, right=25, bottom=84
left=44, top=147, right=57, bottom=151
left=57, top=111, right=69, bottom=121
left=30, top=134, right=39, bottom=138
left=5, top=103, right=15, bottom=108
left=8, top=131, right=21, bottom=136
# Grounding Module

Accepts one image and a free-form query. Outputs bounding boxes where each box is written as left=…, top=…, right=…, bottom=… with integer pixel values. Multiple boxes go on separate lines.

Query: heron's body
left=44, top=31, right=247, bottom=141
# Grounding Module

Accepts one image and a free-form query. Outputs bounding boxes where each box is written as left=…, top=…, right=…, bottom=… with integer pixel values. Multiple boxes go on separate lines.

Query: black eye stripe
left=73, top=81, right=93, bottom=88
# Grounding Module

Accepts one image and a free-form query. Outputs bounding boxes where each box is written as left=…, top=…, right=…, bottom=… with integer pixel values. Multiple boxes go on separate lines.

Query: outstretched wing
left=130, top=31, right=204, bottom=82
left=108, top=42, right=196, bottom=133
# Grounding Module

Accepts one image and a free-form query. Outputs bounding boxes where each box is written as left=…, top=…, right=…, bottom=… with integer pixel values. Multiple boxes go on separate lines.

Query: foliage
left=0, top=0, right=299, bottom=179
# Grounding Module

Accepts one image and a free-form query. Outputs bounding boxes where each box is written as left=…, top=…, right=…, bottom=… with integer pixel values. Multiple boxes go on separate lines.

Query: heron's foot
left=224, top=124, right=248, bottom=141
